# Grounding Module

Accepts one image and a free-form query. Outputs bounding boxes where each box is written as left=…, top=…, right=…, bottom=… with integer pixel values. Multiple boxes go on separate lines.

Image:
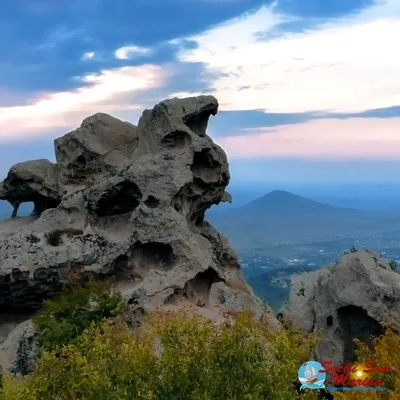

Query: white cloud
left=217, top=116, right=400, bottom=160
left=82, top=51, right=95, bottom=59
left=115, top=45, right=150, bottom=60
left=176, top=0, right=400, bottom=113
left=0, top=65, right=166, bottom=142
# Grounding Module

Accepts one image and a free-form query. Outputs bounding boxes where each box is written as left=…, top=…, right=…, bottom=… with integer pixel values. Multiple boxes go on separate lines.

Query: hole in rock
left=337, top=305, right=385, bottom=364
left=131, top=242, right=174, bottom=268
left=161, top=130, right=191, bottom=149
left=111, top=255, right=139, bottom=281
left=117, top=242, right=175, bottom=281
left=32, top=195, right=61, bottom=215
left=165, top=268, right=222, bottom=306
left=0, top=200, right=35, bottom=219
left=171, top=180, right=216, bottom=224
left=0, top=265, right=61, bottom=312
left=195, top=215, right=204, bottom=226
left=191, top=150, right=221, bottom=183
left=76, top=155, right=86, bottom=168
left=327, top=315, right=333, bottom=326
left=183, top=110, right=214, bottom=136
left=92, top=181, right=142, bottom=216
left=144, top=195, right=160, bottom=208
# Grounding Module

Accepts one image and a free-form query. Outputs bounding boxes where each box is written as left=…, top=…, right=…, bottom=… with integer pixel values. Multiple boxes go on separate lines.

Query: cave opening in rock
left=92, top=181, right=142, bottom=216
left=76, top=155, right=86, bottom=168
left=337, top=305, right=385, bottom=364
left=327, top=315, right=333, bottom=326
left=165, top=267, right=222, bottom=306
left=144, top=195, right=160, bottom=208
left=183, top=110, right=213, bottom=136
left=130, top=241, right=175, bottom=271
left=191, top=150, right=221, bottom=183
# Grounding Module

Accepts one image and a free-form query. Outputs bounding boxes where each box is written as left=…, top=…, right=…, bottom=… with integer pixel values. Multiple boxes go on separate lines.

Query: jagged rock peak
left=279, top=249, right=400, bottom=365
left=0, top=96, right=278, bottom=373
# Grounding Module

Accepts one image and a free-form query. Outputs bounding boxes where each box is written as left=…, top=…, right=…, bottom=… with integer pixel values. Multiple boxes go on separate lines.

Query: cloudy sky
left=1, top=0, right=400, bottom=185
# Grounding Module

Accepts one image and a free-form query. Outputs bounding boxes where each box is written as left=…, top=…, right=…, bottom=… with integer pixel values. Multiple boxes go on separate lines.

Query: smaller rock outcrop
left=279, top=249, right=400, bottom=365
left=0, top=320, right=38, bottom=376
left=0, top=159, right=60, bottom=218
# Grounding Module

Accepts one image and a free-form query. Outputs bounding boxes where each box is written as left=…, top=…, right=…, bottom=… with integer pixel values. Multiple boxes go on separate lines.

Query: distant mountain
left=241, top=190, right=339, bottom=214
left=207, top=190, right=400, bottom=251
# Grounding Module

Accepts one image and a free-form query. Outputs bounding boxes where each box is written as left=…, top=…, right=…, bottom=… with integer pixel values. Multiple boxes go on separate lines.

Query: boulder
left=279, top=249, right=400, bottom=365
left=0, top=320, right=38, bottom=376
left=0, top=159, right=60, bottom=218
left=0, top=96, right=277, bottom=331
left=54, top=113, right=138, bottom=195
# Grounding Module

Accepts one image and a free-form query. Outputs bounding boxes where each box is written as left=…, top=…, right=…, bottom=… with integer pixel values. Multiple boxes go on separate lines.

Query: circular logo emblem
left=298, top=360, right=326, bottom=390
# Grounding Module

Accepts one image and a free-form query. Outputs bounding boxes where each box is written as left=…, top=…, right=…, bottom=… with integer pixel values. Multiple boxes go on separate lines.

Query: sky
left=1, top=0, right=400, bottom=186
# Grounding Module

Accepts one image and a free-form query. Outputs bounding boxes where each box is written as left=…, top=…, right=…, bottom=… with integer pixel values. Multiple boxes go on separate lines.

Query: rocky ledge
left=279, top=249, right=400, bottom=365
left=0, top=96, right=278, bottom=357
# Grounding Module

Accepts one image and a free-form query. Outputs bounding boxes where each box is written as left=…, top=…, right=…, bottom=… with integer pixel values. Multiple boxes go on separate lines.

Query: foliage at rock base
left=1, top=281, right=399, bottom=400
left=33, top=279, right=129, bottom=352
left=1, top=308, right=319, bottom=400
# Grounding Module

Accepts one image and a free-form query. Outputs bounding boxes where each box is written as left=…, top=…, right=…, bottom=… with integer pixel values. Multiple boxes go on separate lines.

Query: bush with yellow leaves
left=2, top=279, right=398, bottom=400
left=0, top=307, right=319, bottom=400
left=332, top=328, right=400, bottom=400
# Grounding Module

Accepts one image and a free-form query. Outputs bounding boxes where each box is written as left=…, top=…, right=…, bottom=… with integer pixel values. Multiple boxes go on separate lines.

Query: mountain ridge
left=241, top=189, right=342, bottom=213
left=207, top=189, right=400, bottom=250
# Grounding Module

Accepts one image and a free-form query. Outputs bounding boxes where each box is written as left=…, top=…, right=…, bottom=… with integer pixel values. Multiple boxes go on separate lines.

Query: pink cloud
left=0, top=64, right=166, bottom=143
left=217, top=117, right=400, bottom=160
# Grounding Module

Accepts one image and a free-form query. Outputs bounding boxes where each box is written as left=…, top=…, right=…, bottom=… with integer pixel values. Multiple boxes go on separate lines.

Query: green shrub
left=1, top=308, right=319, bottom=400
left=34, top=278, right=129, bottom=352
left=388, top=259, right=398, bottom=272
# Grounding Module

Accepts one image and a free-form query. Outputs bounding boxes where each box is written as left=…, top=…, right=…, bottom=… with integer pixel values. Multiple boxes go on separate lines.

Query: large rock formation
left=279, top=249, right=400, bottom=365
left=0, top=96, right=278, bottom=372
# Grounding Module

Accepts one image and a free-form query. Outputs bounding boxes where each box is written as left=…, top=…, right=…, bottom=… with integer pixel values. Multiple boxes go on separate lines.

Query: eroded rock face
left=279, top=249, right=400, bottom=365
left=0, top=159, right=60, bottom=218
left=0, top=320, right=38, bottom=376
left=0, top=96, right=277, bottom=351
left=55, top=113, right=138, bottom=195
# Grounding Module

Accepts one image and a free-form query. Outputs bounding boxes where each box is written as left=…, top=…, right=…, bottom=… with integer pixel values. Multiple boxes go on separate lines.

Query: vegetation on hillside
left=34, top=279, right=129, bottom=352
left=388, top=259, right=398, bottom=272
left=0, top=280, right=399, bottom=400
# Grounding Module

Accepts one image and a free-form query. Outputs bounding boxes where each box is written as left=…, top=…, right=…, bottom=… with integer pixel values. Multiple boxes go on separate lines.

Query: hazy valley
left=207, top=190, right=400, bottom=310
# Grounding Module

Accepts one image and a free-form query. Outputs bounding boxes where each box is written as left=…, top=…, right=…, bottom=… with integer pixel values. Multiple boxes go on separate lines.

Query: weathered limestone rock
left=0, top=96, right=277, bottom=347
left=54, top=113, right=138, bottom=195
left=0, top=320, right=38, bottom=376
left=279, top=249, right=400, bottom=365
left=0, top=159, right=60, bottom=218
